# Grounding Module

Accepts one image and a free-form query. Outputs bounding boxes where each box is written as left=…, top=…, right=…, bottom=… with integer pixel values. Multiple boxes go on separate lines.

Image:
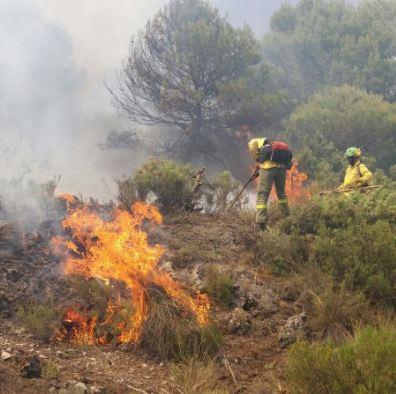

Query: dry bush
left=171, top=358, right=228, bottom=394
left=288, top=268, right=374, bottom=341
left=17, top=302, right=62, bottom=343
left=41, top=360, right=60, bottom=380
left=116, top=177, right=138, bottom=210
left=140, top=293, right=223, bottom=361
left=203, top=265, right=235, bottom=307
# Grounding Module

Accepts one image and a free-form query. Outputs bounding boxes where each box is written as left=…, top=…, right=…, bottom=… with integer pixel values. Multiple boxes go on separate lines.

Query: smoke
left=0, top=0, right=147, bottom=204
left=0, top=0, right=304, bottom=209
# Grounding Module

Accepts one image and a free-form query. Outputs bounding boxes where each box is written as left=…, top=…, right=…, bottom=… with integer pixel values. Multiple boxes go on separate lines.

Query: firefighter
left=338, top=147, right=373, bottom=191
left=248, top=138, right=290, bottom=231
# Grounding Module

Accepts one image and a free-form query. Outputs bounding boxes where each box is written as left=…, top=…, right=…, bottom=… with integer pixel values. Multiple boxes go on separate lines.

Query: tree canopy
left=287, top=85, right=396, bottom=180
left=263, top=0, right=396, bottom=102
left=111, top=0, right=285, bottom=167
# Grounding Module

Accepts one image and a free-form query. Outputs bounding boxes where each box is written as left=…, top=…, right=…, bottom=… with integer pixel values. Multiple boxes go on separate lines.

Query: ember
left=52, top=201, right=210, bottom=345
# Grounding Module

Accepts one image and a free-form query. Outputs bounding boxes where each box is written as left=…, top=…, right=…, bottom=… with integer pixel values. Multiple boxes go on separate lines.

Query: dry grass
left=288, top=267, right=374, bottom=341
left=140, top=292, right=223, bottom=361
left=203, top=265, right=235, bottom=307
left=171, top=358, right=229, bottom=394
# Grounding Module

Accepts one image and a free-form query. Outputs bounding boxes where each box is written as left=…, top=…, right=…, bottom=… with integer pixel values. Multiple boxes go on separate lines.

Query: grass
left=171, top=357, right=228, bottom=394
left=203, top=265, right=235, bottom=308
left=140, top=293, right=223, bottom=361
left=286, top=326, right=396, bottom=394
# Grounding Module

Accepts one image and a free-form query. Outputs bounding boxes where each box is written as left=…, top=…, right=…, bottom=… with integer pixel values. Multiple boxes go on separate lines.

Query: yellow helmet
left=248, top=138, right=266, bottom=155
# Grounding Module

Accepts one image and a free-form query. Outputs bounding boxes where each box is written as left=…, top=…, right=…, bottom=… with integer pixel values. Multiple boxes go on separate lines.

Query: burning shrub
left=140, top=294, right=222, bottom=361
left=52, top=199, right=211, bottom=347
left=17, top=302, right=62, bottom=343
left=203, top=265, right=235, bottom=308
left=286, top=326, right=396, bottom=394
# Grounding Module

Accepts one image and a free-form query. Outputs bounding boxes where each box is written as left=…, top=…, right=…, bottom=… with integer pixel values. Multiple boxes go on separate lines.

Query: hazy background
left=0, top=0, right=302, bottom=199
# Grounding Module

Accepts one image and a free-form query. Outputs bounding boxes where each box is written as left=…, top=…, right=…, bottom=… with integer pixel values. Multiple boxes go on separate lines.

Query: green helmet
left=345, top=147, right=361, bottom=159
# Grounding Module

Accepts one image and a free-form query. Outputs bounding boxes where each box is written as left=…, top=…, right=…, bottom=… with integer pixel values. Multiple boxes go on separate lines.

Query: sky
left=0, top=0, right=300, bottom=198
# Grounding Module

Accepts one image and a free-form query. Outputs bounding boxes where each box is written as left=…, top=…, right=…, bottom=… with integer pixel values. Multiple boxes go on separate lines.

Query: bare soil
left=0, top=213, right=300, bottom=393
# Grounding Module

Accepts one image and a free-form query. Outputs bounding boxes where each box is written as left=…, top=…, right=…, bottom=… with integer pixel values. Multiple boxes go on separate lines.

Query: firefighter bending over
left=248, top=138, right=293, bottom=231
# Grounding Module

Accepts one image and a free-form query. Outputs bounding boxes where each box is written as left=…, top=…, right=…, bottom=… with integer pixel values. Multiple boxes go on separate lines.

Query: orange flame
left=285, top=162, right=311, bottom=205
left=57, top=308, right=100, bottom=345
left=270, top=162, right=311, bottom=205
left=52, top=201, right=209, bottom=344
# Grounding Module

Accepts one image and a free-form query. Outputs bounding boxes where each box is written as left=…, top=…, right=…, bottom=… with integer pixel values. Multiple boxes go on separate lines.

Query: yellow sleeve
left=357, top=164, right=373, bottom=186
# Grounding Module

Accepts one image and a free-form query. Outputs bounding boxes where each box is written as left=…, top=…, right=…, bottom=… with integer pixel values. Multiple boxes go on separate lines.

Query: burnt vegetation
left=1, top=0, right=396, bottom=392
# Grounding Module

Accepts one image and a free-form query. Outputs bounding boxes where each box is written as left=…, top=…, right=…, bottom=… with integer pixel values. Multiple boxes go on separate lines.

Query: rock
left=49, top=388, right=57, bottom=393
left=1, top=350, right=13, bottom=361
left=64, top=380, right=78, bottom=388
left=235, top=275, right=279, bottom=318
left=20, top=356, right=41, bottom=378
left=227, top=308, right=252, bottom=335
left=71, top=382, right=88, bottom=394
left=278, top=312, right=308, bottom=349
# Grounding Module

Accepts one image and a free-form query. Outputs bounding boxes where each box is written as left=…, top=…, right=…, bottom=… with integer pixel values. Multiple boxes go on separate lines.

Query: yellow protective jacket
left=338, top=161, right=373, bottom=190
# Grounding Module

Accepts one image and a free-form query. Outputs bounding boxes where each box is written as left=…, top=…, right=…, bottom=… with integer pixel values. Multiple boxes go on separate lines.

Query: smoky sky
left=0, top=0, right=344, bottom=199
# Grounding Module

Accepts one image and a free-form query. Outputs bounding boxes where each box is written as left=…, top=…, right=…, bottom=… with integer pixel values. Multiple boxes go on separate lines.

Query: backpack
left=258, top=141, right=293, bottom=170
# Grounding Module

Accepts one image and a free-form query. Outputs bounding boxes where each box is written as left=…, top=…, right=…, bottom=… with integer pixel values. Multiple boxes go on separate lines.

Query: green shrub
left=310, top=221, right=396, bottom=307
left=133, top=158, right=197, bottom=213
left=210, top=171, right=244, bottom=211
left=18, top=302, right=62, bottom=342
left=203, top=265, right=235, bottom=307
left=286, top=326, right=396, bottom=394
left=140, top=295, right=223, bottom=361
left=282, top=189, right=396, bottom=235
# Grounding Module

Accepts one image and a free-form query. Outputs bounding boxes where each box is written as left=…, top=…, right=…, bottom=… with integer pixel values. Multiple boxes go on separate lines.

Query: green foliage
left=203, top=265, right=235, bottom=307
left=264, top=0, right=396, bottom=102
left=140, top=295, right=222, bottom=361
left=133, top=158, right=197, bottom=213
left=286, top=326, right=396, bottom=394
left=208, top=171, right=242, bottom=211
left=120, top=159, right=247, bottom=214
left=310, top=220, right=396, bottom=306
left=287, top=85, right=396, bottom=174
left=264, top=189, right=396, bottom=308
left=112, top=0, right=285, bottom=170
left=18, top=302, right=62, bottom=343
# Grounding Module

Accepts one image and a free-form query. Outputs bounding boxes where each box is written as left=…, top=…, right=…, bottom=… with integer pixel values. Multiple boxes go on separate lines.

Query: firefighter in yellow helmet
left=248, top=138, right=290, bottom=231
left=337, top=147, right=373, bottom=191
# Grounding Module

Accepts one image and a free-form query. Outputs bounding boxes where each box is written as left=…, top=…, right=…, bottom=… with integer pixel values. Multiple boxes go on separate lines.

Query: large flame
left=52, top=200, right=209, bottom=344
left=284, top=162, right=311, bottom=205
